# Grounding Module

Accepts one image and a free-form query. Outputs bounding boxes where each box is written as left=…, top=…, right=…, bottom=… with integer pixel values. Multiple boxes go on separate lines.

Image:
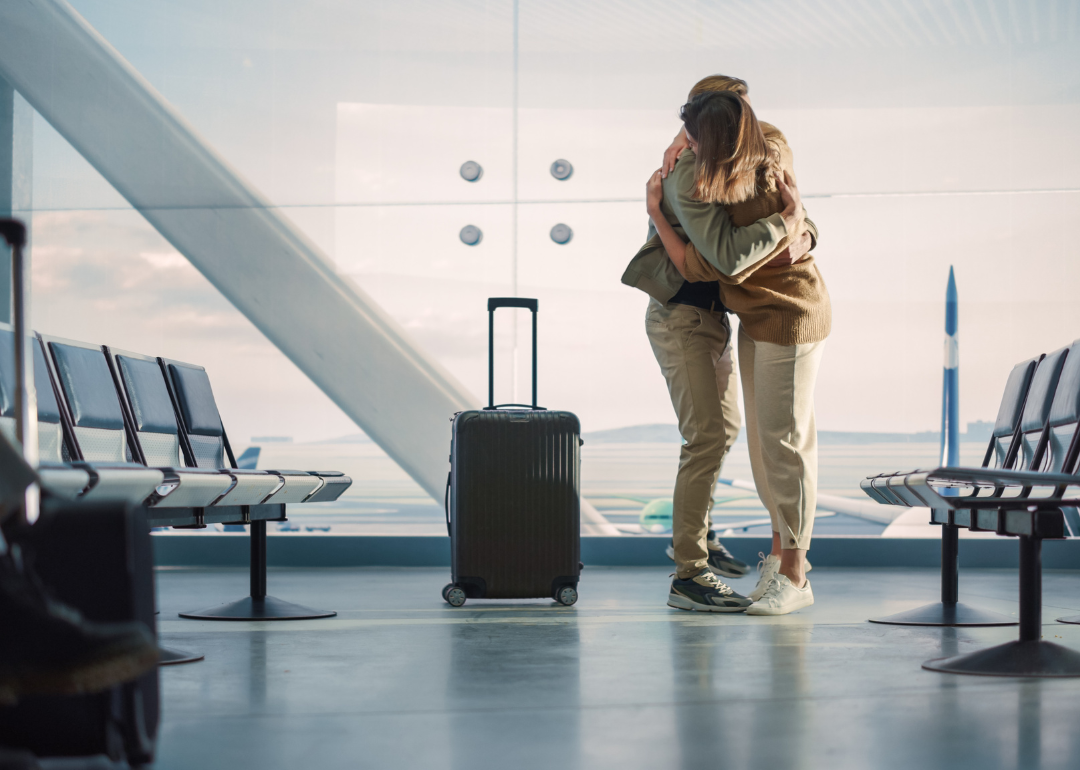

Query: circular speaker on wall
left=459, top=161, right=483, bottom=182
left=549, top=223, right=573, bottom=245
left=549, top=159, right=573, bottom=180
left=459, top=225, right=483, bottom=246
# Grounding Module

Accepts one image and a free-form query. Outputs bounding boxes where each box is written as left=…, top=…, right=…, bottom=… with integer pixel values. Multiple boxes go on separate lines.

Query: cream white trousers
left=646, top=299, right=740, bottom=578
left=737, top=324, right=825, bottom=551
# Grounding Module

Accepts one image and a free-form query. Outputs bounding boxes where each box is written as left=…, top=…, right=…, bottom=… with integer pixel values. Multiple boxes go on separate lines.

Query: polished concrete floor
left=150, top=566, right=1080, bottom=770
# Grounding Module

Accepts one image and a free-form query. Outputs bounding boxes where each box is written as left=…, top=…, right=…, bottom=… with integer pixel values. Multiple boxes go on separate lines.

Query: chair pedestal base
left=178, top=520, right=335, bottom=621
left=869, top=601, right=1017, bottom=627
left=158, top=645, right=205, bottom=665
left=1056, top=614, right=1080, bottom=625
left=179, top=595, right=336, bottom=621
left=923, top=640, right=1080, bottom=678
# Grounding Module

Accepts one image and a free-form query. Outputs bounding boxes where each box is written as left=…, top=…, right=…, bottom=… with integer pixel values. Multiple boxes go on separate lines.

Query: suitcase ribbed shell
left=450, top=409, right=581, bottom=599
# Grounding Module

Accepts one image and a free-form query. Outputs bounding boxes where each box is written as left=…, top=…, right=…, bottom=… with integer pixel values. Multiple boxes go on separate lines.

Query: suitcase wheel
left=444, top=585, right=467, bottom=607
left=555, top=586, right=578, bottom=606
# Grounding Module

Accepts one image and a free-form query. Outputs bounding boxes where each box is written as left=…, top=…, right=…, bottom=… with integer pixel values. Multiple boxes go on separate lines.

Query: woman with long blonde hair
left=645, top=88, right=831, bottom=616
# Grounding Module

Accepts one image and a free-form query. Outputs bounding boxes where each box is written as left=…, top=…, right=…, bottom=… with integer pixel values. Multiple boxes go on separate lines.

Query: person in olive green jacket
left=621, top=75, right=816, bottom=614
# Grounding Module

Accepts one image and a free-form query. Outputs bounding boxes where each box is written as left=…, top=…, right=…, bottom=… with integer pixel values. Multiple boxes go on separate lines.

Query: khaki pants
left=646, top=299, right=741, bottom=579
left=737, top=324, right=825, bottom=551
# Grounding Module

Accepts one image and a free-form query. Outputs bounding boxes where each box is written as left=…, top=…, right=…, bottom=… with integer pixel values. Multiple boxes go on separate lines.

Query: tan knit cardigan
left=682, top=125, right=831, bottom=346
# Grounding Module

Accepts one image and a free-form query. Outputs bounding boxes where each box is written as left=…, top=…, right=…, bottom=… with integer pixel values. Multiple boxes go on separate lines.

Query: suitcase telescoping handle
left=1, top=218, right=40, bottom=523
left=487, top=297, right=539, bottom=410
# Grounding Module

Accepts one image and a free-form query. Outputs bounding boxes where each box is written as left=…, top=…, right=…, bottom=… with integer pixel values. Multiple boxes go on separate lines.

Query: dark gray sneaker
left=668, top=569, right=752, bottom=613
left=706, top=533, right=750, bottom=578
left=665, top=533, right=750, bottom=579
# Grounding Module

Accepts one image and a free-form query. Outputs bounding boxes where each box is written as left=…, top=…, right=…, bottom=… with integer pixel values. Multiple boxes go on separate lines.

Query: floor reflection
left=445, top=610, right=582, bottom=770
left=1016, top=681, right=1043, bottom=768
left=667, top=620, right=813, bottom=770
left=248, top=632, right=267, bottom=709
left=749, top=624, right=812, bottom=770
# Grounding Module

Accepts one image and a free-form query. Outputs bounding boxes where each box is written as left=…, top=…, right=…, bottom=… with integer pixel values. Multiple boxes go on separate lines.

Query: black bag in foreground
left=0, top=501, right=159, bottom=765
left=443, top=298, right=581, bottom=607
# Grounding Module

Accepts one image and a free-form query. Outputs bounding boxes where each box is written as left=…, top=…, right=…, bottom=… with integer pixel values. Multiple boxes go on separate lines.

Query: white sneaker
left=748, top=552, right=812, bottom=602
left=746, top=574, right=814, bottom=615
left=748, top=553, right=779, bottom=602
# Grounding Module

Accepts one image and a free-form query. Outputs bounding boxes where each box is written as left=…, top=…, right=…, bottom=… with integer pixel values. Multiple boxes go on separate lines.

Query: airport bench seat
left=44, top=335, right=228, bottom=509
left=3, top=323, right=351, bottom=519
left=861, top=341, right=1080, bottom=674
left=36, top=462, right=92, bottom=500
left=861, top=354, right=1043, bottom=511
left=214, top=468, right=285, bottom=506
left=1, top=325, right=163, bottom=504
left=163, top=358, right=351, bottom=504
left=864, top=342, right=1079, bottom=526
left=304, top=471, right=351, bottom=503
left=110, top=347, right=286, bottom=509
left=901, top=467, right=1080, bottom=510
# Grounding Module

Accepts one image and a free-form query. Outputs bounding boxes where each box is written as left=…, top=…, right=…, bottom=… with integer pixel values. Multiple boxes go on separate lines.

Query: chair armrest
left=904, top=467, right=1080, bottom=510
left=924, top=466, right=1080, bottom=488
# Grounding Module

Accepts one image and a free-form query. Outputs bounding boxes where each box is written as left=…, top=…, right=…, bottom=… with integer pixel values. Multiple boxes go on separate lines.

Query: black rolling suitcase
left=442, top=298, right=581, bottom=608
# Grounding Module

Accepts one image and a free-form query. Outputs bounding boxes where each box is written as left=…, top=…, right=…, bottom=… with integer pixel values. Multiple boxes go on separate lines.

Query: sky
left=16, top=0, right=1080, bottom=443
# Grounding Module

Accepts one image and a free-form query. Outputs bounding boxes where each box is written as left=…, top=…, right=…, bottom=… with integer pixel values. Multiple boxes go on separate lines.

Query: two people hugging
left=621, top=75, right=831, bottom=616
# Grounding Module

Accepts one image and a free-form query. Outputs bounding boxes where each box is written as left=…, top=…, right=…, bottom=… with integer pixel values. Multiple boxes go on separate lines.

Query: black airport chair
left=0, top=325, right=91, bottom=499
left=860, top=354, right=1041, bottom=627
left=107, top=347, right=285, bottom=515
left=34, top=333, right=164, bottom=504
left=157, top=358, right=345, bottom=621
left=901, top=345, right=1073, bottom=511
left=21, top=332, right=165, bottom=505
left=875, top=342, right=1080, bottom=676
left=161, top=357, right=349, bottom=504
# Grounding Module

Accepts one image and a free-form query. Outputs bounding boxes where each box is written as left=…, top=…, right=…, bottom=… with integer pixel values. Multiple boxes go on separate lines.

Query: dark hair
left=680, top=90, right=778, bottom=204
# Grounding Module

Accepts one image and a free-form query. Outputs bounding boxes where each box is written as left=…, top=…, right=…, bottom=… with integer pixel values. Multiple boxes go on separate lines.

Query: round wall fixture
left=459, top=161, right=483, bottom=182
left=459, top=225, right=483, bottom=246
left=550, top=159, right=573, bottom=180
left=549, top=223, right=573, bottom=245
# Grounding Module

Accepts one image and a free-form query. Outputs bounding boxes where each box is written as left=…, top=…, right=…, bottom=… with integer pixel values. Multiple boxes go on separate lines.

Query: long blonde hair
left=680, top=89, right=779, bottom=205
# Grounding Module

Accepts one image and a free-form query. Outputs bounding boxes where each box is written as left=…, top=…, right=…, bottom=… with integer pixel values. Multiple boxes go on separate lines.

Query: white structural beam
left=0, top=0, right=477, bottom=501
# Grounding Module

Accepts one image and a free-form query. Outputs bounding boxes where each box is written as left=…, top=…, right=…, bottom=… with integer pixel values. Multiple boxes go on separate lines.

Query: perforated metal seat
left=41, top=335, right=164, bottom=505
left=0, top=325, right=90, bottom=499
left=861, top=355, right=1045, bottom=513
left=109, top=349, right=237, bottom=507
left=164, top=359, right=348, bottom=503
left=899, top=345, right=1080, bottom=518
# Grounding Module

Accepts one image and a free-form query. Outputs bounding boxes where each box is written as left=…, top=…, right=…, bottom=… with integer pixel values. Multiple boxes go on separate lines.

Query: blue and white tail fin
left=236, top=446, right=260, bottom=470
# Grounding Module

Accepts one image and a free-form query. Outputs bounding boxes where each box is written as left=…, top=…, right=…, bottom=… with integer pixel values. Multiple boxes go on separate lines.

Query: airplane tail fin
left=236, top=446, right=261, bottom=470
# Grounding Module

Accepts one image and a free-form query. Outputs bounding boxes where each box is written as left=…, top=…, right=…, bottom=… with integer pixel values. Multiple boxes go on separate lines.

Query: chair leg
left=178, top=520, right=336, bottom=621
left=869, top=522, right=1016, bottom=626
left=923, top=535, right=1080, bottom=677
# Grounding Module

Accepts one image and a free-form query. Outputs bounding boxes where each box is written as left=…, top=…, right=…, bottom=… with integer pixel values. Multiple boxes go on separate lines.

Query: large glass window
left=11, top=0, right=1079, bottom=535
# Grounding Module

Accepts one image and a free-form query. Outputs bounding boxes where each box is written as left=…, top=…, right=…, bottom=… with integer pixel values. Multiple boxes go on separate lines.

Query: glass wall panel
left=9, top=0, right=1078, bottom=535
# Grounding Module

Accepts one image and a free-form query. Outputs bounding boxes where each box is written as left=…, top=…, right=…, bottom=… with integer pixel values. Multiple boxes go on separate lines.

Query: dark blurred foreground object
left=0, top=747, right=40, bottom=770
left=0, top=541, right=157, bottom=700
left=0, top=500, right=160, bottom=764
left=0, top=219, right=25, bottom=250
left=1, top=215, right=161, bottom=763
